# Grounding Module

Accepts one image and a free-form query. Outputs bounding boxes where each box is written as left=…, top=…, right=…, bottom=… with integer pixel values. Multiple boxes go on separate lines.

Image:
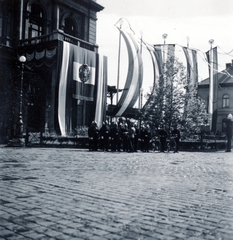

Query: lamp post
left=208, top=39, right=214, bottom=131
left=16, top=55, right=26, bottom=145
left=162, top=33, right=168, bottom=45
left=139, top=88, right=143, bottom=131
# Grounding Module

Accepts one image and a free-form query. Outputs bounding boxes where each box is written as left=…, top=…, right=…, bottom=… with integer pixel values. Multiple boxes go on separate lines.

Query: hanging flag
left=154, top=45, right=163, bottom=77
left=206, top=46, right=218, bottom=131
left=58, top=41, right=107, bottom=135
left=154, top=44, right=175, bottom=79
left=114, top=29, right=143, bottom=117
left=94, top=54, right=108, bottom=127
left=167, top=44, right=175, bottom=62
left=182, top=47, right=198, bottom=87
left=73, top=47, right=96, bottom=101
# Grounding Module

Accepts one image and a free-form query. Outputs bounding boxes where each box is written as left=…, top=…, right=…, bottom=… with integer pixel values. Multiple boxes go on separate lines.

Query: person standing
left=110, top=122, right=119, bottom=152
left=171, top=125, right=181, bottom=153
left=128, top=124, right=135, bottom=152
left=158, top=125, right=168, bottom=152
left=99, top=122, right=110, bottom=151
left=121, top=123, right=129, bottom=152
left=134, top=124, right=139, bottom=152
left=143, top=125, right=151, bottom=152
left=88, top=121, right=99, bottom=151
left=226, top=113, right=232, bottom=152
left=140, top=125, right=145, bottom=152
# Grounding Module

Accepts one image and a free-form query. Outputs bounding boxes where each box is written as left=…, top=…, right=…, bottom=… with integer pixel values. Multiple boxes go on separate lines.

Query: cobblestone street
left=0, top=147, right=233, bottom=239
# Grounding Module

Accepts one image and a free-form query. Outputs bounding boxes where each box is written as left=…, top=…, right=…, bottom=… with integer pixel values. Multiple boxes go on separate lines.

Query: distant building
left=0, top=0, right=107, bottom=143
left=198, top=61, right=233, bottom=133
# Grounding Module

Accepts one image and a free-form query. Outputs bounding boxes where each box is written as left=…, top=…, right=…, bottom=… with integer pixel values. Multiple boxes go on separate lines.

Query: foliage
left=75, top=126, right=88, bottom=137
left=141, top=56, right=208, bottom=137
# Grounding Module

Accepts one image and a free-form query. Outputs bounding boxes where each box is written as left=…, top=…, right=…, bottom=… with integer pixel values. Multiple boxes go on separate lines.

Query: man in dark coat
left=99, top=122, right=110, bottom=151
left=133, top=124, right=139, bottom=152
left=226, top=114, right=232, bottom=152
left=110, top=122, right=119, bottom=152
left=121, top=123, right=129, bottom=152
left=88, top=121, right=99, bottom=151
left=143, top=125, right=151, bottom=152
left=171, top=125, right=181, bottom=153
left=158, top=125, right=168, bottom=152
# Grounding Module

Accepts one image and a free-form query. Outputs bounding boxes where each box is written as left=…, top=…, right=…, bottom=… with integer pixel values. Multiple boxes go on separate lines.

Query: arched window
left=64, top=17, right=75, bottom=36
left=61, top=13, right=85, bottom=39
left=25, top=2, right=46, bottom=39
left=223, top=94, right=229, bottom=108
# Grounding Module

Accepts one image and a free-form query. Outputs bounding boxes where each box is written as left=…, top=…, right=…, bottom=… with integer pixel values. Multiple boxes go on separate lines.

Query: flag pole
left=187, top=36, right=190, bottom=48
left=162, top=33, right=167, bottom=121
left=116, top=21, right=122, bottom=105
left=139, top=31, right=143, bottom=110
left=208, top=39, right=214, bottom=132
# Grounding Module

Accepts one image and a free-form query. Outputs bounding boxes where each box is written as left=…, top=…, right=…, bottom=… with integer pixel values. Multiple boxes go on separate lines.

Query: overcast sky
left=96, top=0, right=233, bottom=104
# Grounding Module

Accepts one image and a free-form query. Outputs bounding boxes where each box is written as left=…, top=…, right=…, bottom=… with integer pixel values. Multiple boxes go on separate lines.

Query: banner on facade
left=58, top=41, right=107, bottom=136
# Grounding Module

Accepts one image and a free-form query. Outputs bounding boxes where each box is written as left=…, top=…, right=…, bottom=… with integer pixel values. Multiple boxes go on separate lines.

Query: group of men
left=88, top=120, right=181, bottom=153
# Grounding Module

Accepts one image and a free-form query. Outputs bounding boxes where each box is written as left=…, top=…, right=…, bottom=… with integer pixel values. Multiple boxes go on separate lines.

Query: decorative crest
left=79, top=64, right=90, bottom=83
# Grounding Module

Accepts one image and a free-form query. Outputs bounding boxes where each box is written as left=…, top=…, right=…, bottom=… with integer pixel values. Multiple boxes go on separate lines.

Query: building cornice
left=58, top=0, right=104, bottom=12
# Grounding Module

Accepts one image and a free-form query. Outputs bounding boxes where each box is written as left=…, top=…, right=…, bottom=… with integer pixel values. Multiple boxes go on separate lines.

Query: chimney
left=226, top=63, right=231, bottom=68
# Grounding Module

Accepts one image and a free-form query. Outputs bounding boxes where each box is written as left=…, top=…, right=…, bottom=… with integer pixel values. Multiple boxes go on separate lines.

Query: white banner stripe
left=58, top=42, right=70, bottom=136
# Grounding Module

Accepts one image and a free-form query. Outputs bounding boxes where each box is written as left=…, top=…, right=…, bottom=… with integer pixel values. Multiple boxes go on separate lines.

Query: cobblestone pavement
left=0, top=147, right=233, bottom=240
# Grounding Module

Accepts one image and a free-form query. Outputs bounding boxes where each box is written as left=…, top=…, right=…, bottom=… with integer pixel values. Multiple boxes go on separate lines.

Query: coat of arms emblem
left=79, top=64, right=90, bottom=83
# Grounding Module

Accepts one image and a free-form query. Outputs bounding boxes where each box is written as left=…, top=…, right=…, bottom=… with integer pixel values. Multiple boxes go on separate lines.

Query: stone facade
left=198, top=61, right=233, bottom=133
left=0, top=0, right=104, bottom=143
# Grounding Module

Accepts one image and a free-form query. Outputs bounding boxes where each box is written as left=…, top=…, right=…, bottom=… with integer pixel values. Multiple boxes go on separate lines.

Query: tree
left=141, top=56, right=208, bottom=137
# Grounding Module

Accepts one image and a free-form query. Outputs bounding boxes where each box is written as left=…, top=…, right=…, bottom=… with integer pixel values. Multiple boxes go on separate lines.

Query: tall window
left=0, top=3, right=13, bottom=45
left=0, top=12, right=2, bottom=38
left=62, top=14, right=84, bottom=39
left=26, top=3, right=45, bottom=39
left=223, top=94, right=229, bottom=108
left=64, top=17, right=75, bottom=36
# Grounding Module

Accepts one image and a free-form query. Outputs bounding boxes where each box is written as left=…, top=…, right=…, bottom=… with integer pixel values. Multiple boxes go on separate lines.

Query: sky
left=96, top=0, right=233, bottom=105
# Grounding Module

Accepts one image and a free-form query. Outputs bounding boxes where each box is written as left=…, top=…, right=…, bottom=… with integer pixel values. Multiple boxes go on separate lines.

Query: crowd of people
left=88, top=118, right=181, bottom=153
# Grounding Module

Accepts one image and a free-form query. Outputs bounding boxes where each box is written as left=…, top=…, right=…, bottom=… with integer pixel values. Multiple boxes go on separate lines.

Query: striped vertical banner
left=183, top=47, right=198, bottom=87
left=167, top=44, right=175, bottom=62
left=154, top=44, right=175, bottom=79
left=154, top=45, right=163, bottom=77
left=114, top=30, right=143, bottom=117
left=58, top=42, right=70, bottom=136
left=94, top=55, right=108, bottom=128
left=58, top=41, right=107, bottom=135
left=206, top=46, right=218, bottom=131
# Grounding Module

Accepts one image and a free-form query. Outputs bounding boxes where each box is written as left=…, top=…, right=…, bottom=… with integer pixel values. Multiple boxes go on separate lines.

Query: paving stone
left=0, top=147, right=233, bottom=239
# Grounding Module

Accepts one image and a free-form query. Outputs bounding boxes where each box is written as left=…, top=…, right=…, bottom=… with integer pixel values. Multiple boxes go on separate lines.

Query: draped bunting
left=206, top=47, right=218, bottom=131
left=25, top=47, right=57, bottom=67
left=114, top=30, right=143, bottom=117
left=58, top=41, right=107, bottom=135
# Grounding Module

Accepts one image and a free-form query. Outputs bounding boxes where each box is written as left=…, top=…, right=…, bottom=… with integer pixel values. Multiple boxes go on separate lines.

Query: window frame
left=222, top=94, right=230, bottom=108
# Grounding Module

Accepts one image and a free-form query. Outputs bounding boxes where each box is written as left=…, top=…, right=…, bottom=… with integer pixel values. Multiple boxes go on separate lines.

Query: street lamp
left=16, top=55, right=26, bottom=145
